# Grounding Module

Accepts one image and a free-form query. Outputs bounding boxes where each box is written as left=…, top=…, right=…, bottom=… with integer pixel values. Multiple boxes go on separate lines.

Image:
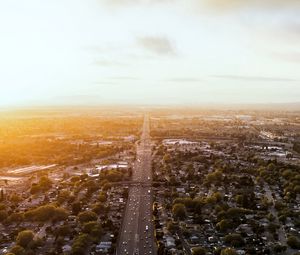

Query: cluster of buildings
left=151, top=124, right=300, bottom=255
left=0, top=147, right=136, bottom=255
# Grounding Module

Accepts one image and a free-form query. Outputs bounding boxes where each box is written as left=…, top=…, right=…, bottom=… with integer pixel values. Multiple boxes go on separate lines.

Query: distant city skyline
left=0, top=0, right=300, bottom=107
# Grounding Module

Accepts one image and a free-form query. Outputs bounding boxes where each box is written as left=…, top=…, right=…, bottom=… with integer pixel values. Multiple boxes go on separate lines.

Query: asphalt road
left=116, top=115, right=156, bottom=255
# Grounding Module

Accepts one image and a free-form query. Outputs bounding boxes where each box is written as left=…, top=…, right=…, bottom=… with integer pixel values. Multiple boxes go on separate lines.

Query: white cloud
left=137, top=36, right=176, bottom=55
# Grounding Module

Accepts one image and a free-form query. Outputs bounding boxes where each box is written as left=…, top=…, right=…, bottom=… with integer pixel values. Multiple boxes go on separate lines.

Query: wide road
left=116, top=115, right=156, bottom=255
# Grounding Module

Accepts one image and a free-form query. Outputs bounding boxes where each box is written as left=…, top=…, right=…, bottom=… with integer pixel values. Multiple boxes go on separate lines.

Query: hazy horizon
left=1, top=102, right=300, bottom=113
left=1, top=0, right=300, bottom=107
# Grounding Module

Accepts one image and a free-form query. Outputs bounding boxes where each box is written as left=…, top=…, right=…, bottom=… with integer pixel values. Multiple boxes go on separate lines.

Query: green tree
left=192, top=247, right=206, bottom=255
left=167, top=221, right=177, bottom=234
left=221, top=248, right=238, bottom=255
left=72, top=202, right=82, bottom=215
left=71, top=234, right=91, bottom=255
left=98, top=192, right=107, bottom=202
left=78, top=211, right=98, bottom=223
left=273, top=244, right=287, bottom=253
left=0, top=210, right=8, bottom=222
left=92, top=202, right=105, bottom=214
left=216, top=219, right=231, bottom=232
left=39, top=176, right=52, bottom=190
left=224, top=233, right=244, bottom=247
left=287, top=235, right=300, bottom=249
left=172, top=203, right=187, bottom=220
left=82, top=221, right=102, bottom=242
left=10, top=194, right=22, bottom=203
left=163, top=154, right=171, bottom=164
left=52, top=207, right=69, bottom=221
left=30, top=184, right=41, bottom=194
left=102, top=182, right=112, bottom=191
left=57, top=225, right=71, bottom=237
left=57, top=190, right=71, bottom=204
left=16, top=230, right=35, bottom=248
left=25, top=204, right=68, bottom=222
left=10, top=245, right=25, bottom=255
left=8, top=212, right=24, bottom=223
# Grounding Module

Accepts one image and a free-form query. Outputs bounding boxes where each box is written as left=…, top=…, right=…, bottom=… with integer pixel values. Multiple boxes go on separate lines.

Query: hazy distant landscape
left=0, top=107, right=299, bottom=255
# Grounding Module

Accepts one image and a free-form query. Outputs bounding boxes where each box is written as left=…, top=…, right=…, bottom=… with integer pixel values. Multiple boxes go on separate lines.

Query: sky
left=0, top=0, right=300, bottom=107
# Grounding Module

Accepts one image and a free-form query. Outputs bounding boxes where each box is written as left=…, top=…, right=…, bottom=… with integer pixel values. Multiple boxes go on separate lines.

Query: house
left=96, top=241, right=112, bottom=252
left=165, top=235, right=176, bottom=248
left=62, top=244, right=72, bottom=253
